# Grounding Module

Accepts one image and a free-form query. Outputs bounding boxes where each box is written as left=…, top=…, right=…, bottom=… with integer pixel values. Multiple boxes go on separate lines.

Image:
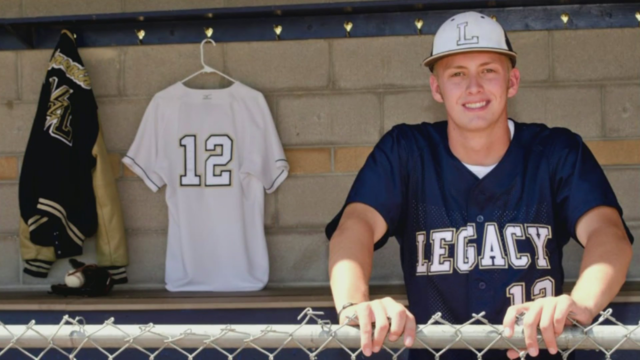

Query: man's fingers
left=503, top=304, right=527, bottom=338
left=356, top=304, right=374, bottom=356
left=385, top=305, right=406, bottom=343
left=379, top=298, right=416, bottom=347
left=370, top=302, right=389, bottom=353
left=522, top=302, right=543, bottom=357
left=539, top=300, right=558, bottom=355
left=506, top=349, right=522, bottom=359
left=554, top=296, right=573, bottom=335
left=403, top=311, right=417, bottom=347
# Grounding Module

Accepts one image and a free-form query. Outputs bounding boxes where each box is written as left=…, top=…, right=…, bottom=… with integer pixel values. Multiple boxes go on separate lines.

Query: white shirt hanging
left=123, top=82, right=289, bottom=291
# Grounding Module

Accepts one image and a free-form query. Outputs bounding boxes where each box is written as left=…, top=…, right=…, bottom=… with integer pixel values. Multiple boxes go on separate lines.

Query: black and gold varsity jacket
left=18, top=30, right=129, bottom=284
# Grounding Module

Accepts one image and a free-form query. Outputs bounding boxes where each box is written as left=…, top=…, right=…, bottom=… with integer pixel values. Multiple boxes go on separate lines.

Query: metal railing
left=1, top=308, right=639, bottom=359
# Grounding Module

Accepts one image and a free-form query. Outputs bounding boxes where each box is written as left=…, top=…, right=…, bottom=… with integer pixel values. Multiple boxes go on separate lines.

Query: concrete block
left=561, top=240, right=582, bottom=282
left=605, top=168, right=640, bottom=222
left=226, top=40, right=329, bottom=91
left=285, top=148, right=331, bottom=175
left=506, top=31, right=549, bottom=82
left=267, top=230, right=328, bottom=285
left=0, top=184, right=18, bottom=234
left=383, top=91, right=446, bottom=131
left=586, top=140, right=640, bottom=166
left=123, top=165, right=137, bottom=178
left=264, top=94, right=277, bottom=118
left=78, top=48, right=121, bottom=98
left=371, top=237, right=404, bottom=284
left=23, top=238, right=98, bottom=286
left=125, top=0, right=224, bottom=12
left=265, top=192, right=276, bottom=228
left=552, top=28, right=640, bottom=81
left=117, top=181, right=168, bottom=230
left=23, top=0, right=121, bottom=17
left=277, top=93, right=381, bottom=145
left=604, top=85, right=640, bottom=137
left=278, top=175, right=355, bottom=227
left=0, top=101, right=37, bottom=153
left=332, top=36, right=432, bottom=89
left=123, top=44, right=224, bottom=97
left=18, top=50, right=50, bottom=102
left=0, top=235, right=20, bottom=286
left=20, top=47, right=120, bottom=102
left=508, top=87, right=546, bottom=125
left=109, top=153, right=122, bottom=179
left=98, top=98, right=150, bottom=152
left=334, top=146, right=372, bottom=173
left=0, top=156, right=18, bottom=180
left=124, top=231, right=167, bottom=285
left=0, top=52, right=18, bottom=100
left=0, top=0, right=21, bottom=17
left=508, top=86, right=602, bottom=139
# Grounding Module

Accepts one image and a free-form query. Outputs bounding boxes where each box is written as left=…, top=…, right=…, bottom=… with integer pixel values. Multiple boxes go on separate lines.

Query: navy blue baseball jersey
left=326, top=119, right=633, bottom=360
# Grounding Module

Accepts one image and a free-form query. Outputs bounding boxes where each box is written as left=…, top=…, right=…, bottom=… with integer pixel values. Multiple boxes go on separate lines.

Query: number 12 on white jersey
left=180, top=134, right=233, bottom=187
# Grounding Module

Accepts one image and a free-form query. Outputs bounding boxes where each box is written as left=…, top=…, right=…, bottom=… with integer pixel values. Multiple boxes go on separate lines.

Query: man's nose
left=466, top=74, right=483, bottom=95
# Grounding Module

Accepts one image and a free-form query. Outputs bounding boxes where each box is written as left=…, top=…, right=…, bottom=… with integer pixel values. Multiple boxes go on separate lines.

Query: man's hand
left=339, top=297, right=416, bottom=356
left=502, top=295, right=595, bottom=358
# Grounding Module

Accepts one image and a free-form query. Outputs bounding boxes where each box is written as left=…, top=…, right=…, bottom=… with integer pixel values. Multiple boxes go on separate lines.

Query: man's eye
left=452, top=72, right=463, bottom=77
left=484, top=68, right=496, bottom=73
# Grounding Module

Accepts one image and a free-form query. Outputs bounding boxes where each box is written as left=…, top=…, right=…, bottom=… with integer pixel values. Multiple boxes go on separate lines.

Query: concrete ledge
left=1, top=282, right=639, bottom=311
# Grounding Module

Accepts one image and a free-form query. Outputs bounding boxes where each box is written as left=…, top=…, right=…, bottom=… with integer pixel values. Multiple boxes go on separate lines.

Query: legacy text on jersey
left=416, top=224, right=551, bottom=275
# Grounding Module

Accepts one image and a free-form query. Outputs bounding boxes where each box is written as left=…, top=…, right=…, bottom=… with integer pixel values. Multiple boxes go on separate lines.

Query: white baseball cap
left=423, top=11, right=517, bottom=71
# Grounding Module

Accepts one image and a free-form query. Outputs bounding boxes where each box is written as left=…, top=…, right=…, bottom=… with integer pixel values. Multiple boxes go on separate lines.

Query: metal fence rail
left=1, top=308, right=639, bottom=359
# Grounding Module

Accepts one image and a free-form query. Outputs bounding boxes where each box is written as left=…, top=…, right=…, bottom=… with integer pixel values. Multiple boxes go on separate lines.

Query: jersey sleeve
left=552, top=131, right=634, bottom=244
left=325, top=127, right=408, bottom=249
left=122, top=97, right=165, bottom=192
left=242, top=94, right=289, bottom=193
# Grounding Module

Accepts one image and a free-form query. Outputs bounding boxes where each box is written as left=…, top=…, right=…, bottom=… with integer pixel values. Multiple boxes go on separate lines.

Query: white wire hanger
left=181, top=38, right=237, bottom=84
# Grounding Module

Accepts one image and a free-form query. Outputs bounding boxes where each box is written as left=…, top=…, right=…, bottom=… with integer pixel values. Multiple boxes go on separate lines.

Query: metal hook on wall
left=344, top=21, right=353, bottom=37
left=273, top=24, right=283, bottom=40
left=635, top=11, right=640, bottom=27
left=135, top=29, right=145, bottom=45
left=415, top=18, right=423, bottom=35
left=561, top=13, right=570, bottom=28
left=204, top=27, right=213, bottom=38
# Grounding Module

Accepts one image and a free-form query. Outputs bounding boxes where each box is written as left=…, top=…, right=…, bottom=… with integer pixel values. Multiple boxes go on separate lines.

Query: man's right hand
left=339, top=297, right=416, bottom=356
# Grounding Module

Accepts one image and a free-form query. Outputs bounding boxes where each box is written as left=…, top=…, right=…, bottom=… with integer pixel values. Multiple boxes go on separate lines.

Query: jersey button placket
left=476, top=215, right=484, bottom=222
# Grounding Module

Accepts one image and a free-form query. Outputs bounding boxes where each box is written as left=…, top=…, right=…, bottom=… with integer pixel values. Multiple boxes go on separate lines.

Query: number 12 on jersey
left=180, top=135, right=233, bottom=187
left=507, top=276, right=555, bottom=305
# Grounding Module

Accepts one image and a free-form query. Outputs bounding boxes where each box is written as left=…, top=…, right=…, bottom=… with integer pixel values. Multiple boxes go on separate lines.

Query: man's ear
left=430, top=74, right=444, bottom=103
left=507, top=67, right=520, bottom=98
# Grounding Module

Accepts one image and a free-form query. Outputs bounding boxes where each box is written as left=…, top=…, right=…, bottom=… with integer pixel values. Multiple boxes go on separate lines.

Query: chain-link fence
left=1, top=308, right=639, bottom=359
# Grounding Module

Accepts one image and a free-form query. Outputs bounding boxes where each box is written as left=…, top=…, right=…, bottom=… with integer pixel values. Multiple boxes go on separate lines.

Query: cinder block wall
left=0, top=1, right=639, bottom=291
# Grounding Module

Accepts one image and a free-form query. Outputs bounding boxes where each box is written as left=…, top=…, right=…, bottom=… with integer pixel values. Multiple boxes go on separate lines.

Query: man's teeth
left=464, top=101, right=487, bottom=109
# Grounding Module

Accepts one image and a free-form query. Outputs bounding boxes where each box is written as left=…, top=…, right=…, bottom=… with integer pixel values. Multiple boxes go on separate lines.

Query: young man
left=325, top=11, right=633, bottom=360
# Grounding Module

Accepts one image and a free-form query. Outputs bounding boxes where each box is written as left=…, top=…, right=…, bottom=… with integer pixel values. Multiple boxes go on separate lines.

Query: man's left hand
left=502, top=295, right=595, bottom=358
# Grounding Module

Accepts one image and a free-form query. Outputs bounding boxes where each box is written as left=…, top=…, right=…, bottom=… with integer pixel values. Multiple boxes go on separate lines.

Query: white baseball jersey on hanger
left=123, top=81, right=289, bottom=292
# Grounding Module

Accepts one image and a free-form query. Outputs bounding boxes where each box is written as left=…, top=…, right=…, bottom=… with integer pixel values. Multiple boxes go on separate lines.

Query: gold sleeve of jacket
left=92, top=124, right=129, bottom=280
